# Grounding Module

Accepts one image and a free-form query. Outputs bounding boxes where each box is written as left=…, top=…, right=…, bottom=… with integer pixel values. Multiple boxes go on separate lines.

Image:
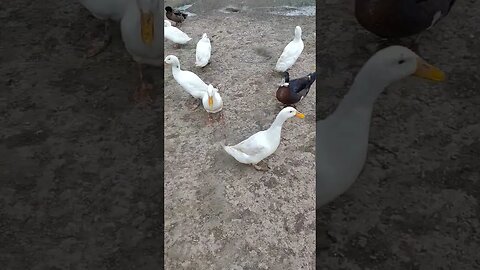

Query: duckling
left=275, top=26, right=304, bottom=73
left=355, top=0, right=456, bottom=49
left=164, top=20, right=192, bottom=48
left=164, top=55, right=208, bottom=109
left=223, top=107, right=305, bottom=171
left=78, top=0, right=129, bottom=57
left=195, top=33, right=212, bottom=67
left=276, top=71, right=317, bottom=106
left=202, top=84, right=223, bottom=124
left=165, top=6, right=188, bottom=26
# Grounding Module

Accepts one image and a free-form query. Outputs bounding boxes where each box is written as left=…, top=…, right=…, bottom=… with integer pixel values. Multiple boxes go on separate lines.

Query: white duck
left=202, top=84, right=223, bottom=123
left=195, top=33, right=212, bottom=67
left=275, top=26, right=304, bottom=72
left=223, top=107, right=305, bottom=171
left=78, top=0, right=129, bottom=57
left=120, top=0, right=163, bottom=103
left=164, top=55, right=208, bottom=108
left=316, top=46, right=445, bottom=208
left=164, top=20, right=192, bottom=48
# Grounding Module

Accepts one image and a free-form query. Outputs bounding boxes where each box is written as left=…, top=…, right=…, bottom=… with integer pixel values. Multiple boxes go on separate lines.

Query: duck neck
left=171, top=61, right=181, bottom=74
left=268, top=115, right=287, bottom=131
left=335, top=67, right=390, bottom=115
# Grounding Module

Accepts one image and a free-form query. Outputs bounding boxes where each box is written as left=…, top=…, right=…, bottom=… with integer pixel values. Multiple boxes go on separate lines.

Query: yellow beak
left=413, top=57, right=446, bottom=81
left=140, top=11, right=154, bottom=45
left=295, top=112, right=305, bottom=119
left=208, top=96, right=213, bottom=109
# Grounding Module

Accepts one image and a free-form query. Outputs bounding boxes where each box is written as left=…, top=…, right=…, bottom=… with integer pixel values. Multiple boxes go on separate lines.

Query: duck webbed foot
left=253, top=162, right=270, bottom=171
left=86, top=20, right=112, bottom=58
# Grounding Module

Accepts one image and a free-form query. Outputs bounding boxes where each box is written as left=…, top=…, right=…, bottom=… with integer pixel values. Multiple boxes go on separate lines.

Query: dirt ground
left=316, top=1, right=480, bottom=269
left=0, top=1, right=163, bottom=269
left=163, top=8, right=316, bottom=270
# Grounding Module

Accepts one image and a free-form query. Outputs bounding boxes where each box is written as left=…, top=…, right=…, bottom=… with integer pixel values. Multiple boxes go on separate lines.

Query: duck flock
left=78, top=0, right=455, bottom=206
left=163, top=6, right=317, bottom=171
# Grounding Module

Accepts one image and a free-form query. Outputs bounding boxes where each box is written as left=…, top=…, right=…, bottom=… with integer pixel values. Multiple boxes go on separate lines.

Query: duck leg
left=188, top=99, right=201, bottom=111
left=86, top=20, right=113, bottom=58
left=133, top=63, right=154, bottom=104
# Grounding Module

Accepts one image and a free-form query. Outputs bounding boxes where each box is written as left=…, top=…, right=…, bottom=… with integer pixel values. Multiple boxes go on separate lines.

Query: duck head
left=165, top=6, right=173, bottom=13
left=294, top=26, right=302, bottom=40
left=136, top=0, right=159, bottom=45
left=363, top=45, right=445, bottom=85
left=279, top=106, right=305, bottom=120
left=164, top=55, right=180, bottom=68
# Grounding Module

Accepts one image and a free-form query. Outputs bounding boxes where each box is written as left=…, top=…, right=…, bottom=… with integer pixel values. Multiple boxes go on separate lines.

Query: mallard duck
left=202, top=84, right=224, bottom=124
left=275, top=26, right=304, bottom=73
left=355, top=0, right=456, bottom=46
left=195, top=33, right=212, bottom=67
left=223, top=107, right=305, bottom=171
left=165, top=6, right=188, bottom=26
left=120, top=0, right=163, bottom=104
left=276, top=71, right=317, bottom=106
left=164, top=55, right=208, bottom=109
left=316, top=46, right=445, bottom=208
left=78, top=0, right=129, bottom=57
left=164, top=20, right=192, bottom=48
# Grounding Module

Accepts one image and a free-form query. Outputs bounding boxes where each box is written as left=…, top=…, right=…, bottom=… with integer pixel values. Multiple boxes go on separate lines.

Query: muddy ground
left=316, top=1, right=480, bottom=269
left=163, top=8, right=316, bottom=270
left=0, top=0, right=163, bottom=269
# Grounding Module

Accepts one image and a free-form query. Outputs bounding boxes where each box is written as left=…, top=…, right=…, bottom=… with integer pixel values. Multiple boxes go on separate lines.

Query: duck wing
left=289, top=72, right=317, bottom=97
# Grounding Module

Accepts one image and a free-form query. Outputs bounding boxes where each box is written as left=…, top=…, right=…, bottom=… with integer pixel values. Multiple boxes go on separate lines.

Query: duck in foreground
left=195, top=33, right=212, bottom=68
left=165, top=6, right=188, bottom=26
left=202, top=84, right=223, bottom=124
left=120, top=0, right=163, bottom=104
left=164, top=20, right=192, bottom=48
left=276, top=71, right=317, bottom=106
left=78, top=0, right=129, bottom=57
left=355, top=0, right=456, bottom=48
left=316, top=45, right=445, bottom=209
left=223, top=107, right=305, bottom=171
left=164, top=55, right=208, bottom=109
left=275, top=26, right=304, bottom=73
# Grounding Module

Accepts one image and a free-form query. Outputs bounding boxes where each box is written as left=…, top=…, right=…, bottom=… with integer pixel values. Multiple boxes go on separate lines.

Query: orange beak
left=295, top=112, right=305, bottom=119
left=140, top=11, right=154, bottom=45
left=413, top=57, right=446, bottom=81
left=208, top=96, right=213, bottom=109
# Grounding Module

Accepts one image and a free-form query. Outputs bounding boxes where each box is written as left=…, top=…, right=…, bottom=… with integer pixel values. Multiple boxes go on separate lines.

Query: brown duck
left=276, top=71, right=317, bottom=107
left=355, top=0, right=456, bottom=39
left=165, top=6, right=188, bottom=25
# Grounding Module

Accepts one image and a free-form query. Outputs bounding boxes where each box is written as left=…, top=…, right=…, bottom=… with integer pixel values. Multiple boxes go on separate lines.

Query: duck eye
left=398, top=59, right=405, bottom=64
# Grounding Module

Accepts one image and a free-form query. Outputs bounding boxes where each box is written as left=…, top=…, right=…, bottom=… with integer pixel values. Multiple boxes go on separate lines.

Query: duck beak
left=413, top=57, right=446, bottom=81
left=295, top=112, right=305, bottom=119
left=208, top=96, right=213, bottom=109
left=140, top=11, right=154, bottom=45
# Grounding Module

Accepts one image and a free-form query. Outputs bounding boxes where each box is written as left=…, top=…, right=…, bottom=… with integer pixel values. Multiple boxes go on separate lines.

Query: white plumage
left=275, top=26, right=304, bottom=72
left=195, top=33, right=212, bottom=67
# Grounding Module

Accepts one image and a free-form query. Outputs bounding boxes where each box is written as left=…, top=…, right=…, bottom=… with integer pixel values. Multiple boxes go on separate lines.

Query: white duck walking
left=223, top=107, right=305, bottom=171
left=164, top=20, right=192, bottom=48
left=275, top=26, right=304, bottom=72
left=195, top=33, right=212, bottom=67
left=164, top=55, right=208, bottom=109
left=120, top=0, right=163, bottom=103
left=78, top=0, right=129, bottom=57
left=316, top=46, right=445, bottom=208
